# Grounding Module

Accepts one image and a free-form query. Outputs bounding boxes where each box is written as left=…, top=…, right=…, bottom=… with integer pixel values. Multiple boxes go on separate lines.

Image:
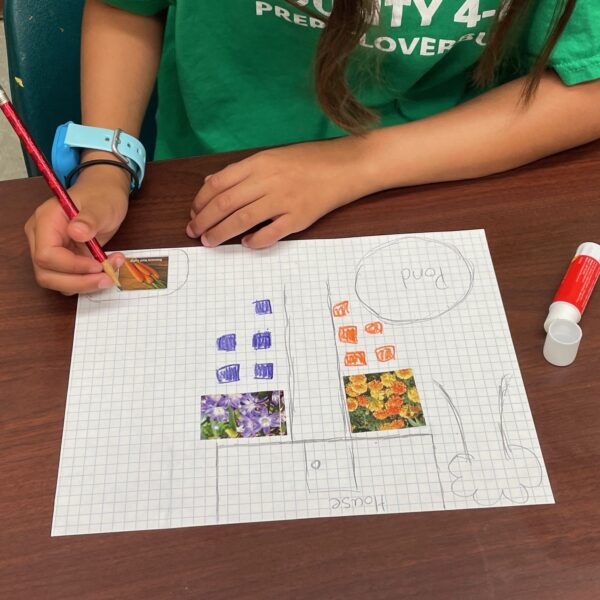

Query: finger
left=35, top=245, right=105, bottom=274
left=29, top=214, right=96, bottom=274
left=187, top=179, right=265, bottom=238
left=105, top=252, right=126, bottom=269
left=191, top=175, right=213, bottom=216
left=67, top=199, right=125, bottom=243
left=28, top=230, right=115, bottom=293
left=34, top=212, right=118, bottom=274
left=35, top=270, right=117, bottom=295
left=34, top=213, right=125, bottom=275
left=200, top=198, right=279, bottom=247
left=241, top=214, right=300, bottom=249
left=192, top=161, right=252, bottom=215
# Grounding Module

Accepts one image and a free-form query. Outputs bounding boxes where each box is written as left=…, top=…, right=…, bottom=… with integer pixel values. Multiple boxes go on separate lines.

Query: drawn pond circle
left=354, top=237, right=474, bottom=324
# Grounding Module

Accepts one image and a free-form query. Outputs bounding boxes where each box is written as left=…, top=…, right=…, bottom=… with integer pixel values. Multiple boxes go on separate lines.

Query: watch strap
left=66, top=159, right=140, bottom=192
left=64, top=124, right=146, bottom=184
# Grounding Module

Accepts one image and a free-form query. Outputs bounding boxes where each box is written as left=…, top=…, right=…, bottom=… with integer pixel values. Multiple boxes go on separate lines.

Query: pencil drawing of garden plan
left=52, top=231, right=553, bottom=535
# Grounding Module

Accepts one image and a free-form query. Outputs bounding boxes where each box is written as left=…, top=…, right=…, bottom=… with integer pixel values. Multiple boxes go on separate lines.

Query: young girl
left=24, top=0, right=600, bottom=294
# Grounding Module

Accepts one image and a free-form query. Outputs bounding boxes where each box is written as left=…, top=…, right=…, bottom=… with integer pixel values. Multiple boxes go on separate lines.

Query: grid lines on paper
left=52, top=231, right=553, bottom=536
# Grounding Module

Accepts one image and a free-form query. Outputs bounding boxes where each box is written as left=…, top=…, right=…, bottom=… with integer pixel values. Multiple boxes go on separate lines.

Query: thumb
left=66, top=199, right=124, bottom=243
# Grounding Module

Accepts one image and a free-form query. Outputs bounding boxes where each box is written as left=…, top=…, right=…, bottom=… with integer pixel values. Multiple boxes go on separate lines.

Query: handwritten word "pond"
left=330, top=495, right=386, bottom=512
left=400, top=267, right=448, bottom=290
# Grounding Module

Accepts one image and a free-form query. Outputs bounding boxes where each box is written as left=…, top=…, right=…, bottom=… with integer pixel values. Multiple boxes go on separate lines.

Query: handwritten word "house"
left=330, top=494, right=386, bottom=512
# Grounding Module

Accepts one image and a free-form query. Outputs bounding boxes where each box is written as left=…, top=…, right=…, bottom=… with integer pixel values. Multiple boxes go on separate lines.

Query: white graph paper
left=52, top=230, right=554, bottom=536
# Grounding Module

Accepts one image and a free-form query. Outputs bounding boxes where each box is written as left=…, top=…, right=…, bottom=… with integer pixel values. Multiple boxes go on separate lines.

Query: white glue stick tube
left=543, top=242, right=600, bottom=366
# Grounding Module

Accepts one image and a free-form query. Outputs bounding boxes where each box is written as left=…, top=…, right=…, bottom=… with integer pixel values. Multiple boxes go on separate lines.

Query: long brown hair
left=288, top=0, right=577, bottom=134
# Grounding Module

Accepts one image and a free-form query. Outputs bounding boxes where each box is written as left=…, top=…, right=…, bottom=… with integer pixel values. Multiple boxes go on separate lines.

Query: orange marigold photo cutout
left=344, top=369, right=426, bottom=433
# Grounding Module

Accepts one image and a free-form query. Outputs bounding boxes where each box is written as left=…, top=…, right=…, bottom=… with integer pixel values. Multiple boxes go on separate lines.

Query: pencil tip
left=101, top=260, right=121, bottom=289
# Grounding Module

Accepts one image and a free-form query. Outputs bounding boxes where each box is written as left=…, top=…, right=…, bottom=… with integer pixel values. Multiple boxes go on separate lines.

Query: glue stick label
left=553, top=254, right=600, bottom=314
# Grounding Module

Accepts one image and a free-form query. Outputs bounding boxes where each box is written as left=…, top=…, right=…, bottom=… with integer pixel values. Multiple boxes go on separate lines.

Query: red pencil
left=0, top=83, right=120, bottom=288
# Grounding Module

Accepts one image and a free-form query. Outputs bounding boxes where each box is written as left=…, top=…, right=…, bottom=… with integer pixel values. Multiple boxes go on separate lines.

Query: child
left=24, top=0, right=600, bottom=294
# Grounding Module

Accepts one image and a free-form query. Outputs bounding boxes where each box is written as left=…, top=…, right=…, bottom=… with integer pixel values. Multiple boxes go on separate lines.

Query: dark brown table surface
left=1, top=143, right=599, bottom=600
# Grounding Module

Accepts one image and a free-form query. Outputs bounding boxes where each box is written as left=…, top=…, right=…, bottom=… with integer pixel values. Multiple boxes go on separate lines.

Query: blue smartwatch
left=51, top=122, right=146, bottom=192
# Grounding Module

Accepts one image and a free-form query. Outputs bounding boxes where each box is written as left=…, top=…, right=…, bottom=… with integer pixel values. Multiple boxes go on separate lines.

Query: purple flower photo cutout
left=200, top=390, right=287, bottom=440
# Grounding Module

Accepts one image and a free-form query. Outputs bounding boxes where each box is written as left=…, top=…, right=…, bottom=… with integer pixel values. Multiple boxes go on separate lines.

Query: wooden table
left=1, top=143, right=599, bottom=599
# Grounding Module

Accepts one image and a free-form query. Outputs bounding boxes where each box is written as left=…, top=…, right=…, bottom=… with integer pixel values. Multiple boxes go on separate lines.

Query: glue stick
left=543, top=242, right=600, bottom=366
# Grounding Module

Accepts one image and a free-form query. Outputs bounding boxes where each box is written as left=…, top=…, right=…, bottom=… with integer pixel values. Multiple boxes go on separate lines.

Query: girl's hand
left=24, top=165, right=130, bottom=295
left=187, top=138, right=373, bottom=248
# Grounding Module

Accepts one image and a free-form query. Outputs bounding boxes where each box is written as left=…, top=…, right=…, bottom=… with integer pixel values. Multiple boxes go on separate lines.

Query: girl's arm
left=360, top=71, right=600, bottom=190
left=188, top=71, right=600, bottom=249
left=24, top=0, right=164, bottom=294
left=79, top=0, right=164, bottom=172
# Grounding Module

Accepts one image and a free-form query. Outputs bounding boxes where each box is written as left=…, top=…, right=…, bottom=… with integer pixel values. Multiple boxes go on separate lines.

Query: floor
left=0, top=19, right=27, bottom=181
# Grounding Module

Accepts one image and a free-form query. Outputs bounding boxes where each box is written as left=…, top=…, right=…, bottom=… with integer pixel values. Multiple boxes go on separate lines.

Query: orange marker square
left=365, top=321, right=383, bottom=334
left=375, top=345, right=396, bottom=362
left=332, top=300, right=350, bottom=317
left=338, top=325, right=358, bottom=344
left=344, top=351, right=367, bottom=367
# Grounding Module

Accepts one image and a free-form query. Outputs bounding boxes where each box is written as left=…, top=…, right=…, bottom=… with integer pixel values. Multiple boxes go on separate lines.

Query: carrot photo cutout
left=118, top=257, right=169, bottom=291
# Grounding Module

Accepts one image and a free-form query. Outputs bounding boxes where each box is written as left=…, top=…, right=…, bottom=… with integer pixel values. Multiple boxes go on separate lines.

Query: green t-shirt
left=104, top=0, right=600, bottom=160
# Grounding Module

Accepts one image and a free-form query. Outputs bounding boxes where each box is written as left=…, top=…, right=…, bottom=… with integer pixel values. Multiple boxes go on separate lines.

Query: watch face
left=52, top=122, right=79, bottom=185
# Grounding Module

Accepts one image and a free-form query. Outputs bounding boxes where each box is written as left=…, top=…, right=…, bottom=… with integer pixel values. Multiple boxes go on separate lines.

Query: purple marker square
left=253, top=299, right=272, bottom=315
left=252, top=331, right=272, bottom=350
left=216, top=364, right=240, bottom=384
left=217, top=333, right=236, bottom=352
left=254, top=363, right=274, bottom=379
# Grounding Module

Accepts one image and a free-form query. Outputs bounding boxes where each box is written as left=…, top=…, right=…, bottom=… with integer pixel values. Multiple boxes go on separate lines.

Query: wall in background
left=0, top=19, right=28, bottom=181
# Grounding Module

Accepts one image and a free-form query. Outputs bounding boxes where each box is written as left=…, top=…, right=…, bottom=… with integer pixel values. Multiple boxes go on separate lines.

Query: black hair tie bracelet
left=65, top=159, right=140, bottom=192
